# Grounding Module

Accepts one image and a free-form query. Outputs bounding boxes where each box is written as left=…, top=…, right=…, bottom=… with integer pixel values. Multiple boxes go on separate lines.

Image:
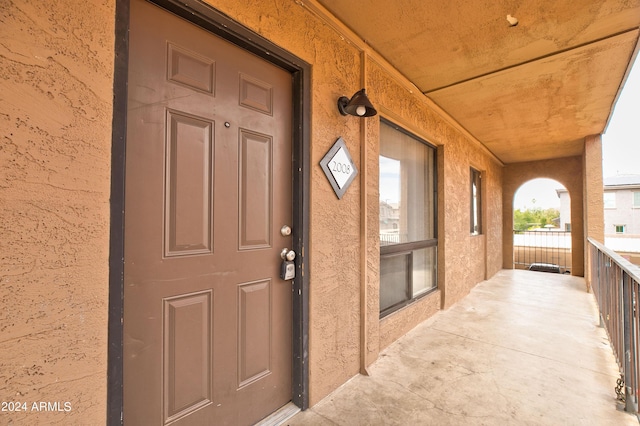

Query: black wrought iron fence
left=513, top=230, right=571, bottom=273
left=589, top=237, right=640, bottom=414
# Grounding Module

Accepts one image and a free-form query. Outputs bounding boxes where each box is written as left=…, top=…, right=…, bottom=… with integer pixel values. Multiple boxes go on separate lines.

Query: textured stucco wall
left=379, top=289, right=441, bottom=350
left=363, top=101, right=381, bottom=369
left=438, top=134, right=503, bottom=308
left=484, top=159, right=505, bottom=279
left=584, top=135, right=605, bottom=240
left=0, top=0, right=114, bottom=423
left=503, top=157, right=585, bottom=277
left=0, top=0, right=507, bottom=417
left=204, top=0, right=365, bottom=405
left=583, top=135, right=604, bottom=289
left=176, top=0, right=505, bottom=405
left=366, top=59, right=504, bottom=326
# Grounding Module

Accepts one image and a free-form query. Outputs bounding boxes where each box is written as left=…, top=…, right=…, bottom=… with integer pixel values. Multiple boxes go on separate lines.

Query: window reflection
left=379, top=120, right=437, bottom=317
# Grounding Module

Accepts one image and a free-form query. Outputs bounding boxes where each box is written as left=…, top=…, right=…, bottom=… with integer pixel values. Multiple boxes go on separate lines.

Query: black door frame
left=108, top=0, right=311, bottom=422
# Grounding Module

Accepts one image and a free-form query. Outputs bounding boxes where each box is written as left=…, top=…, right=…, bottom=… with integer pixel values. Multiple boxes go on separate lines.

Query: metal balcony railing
left=589, top=237, right=640, bottom=414
left=513, top=230, right=572, bottom=273
left=379, top=232, right=408, bottom=246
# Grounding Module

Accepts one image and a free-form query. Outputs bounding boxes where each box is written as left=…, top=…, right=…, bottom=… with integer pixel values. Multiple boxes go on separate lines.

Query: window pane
left=412, top=246, right=437, bottom=297
left=380, top=253, right=410, bottom=313
left=634, top=192, right=640, bottom=207
left=470, top=168, right=482, bottom=235
left=604, top=192, right=616, bottom=208
left=379, top=120, right=438, bottom=317
left=379, top=122, right=435, bottom=246
left=380, top=156, right=401, bottom=245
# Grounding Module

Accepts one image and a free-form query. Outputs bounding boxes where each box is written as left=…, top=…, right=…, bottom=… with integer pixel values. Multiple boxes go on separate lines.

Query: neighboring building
left=603, top=175, right=640, bottom=236
left=1, top=1, right=635, bottom=424
left=557, top=188, right=572, bottom=232
left=604, top=175, right=640, bottom=264
left=379, top=200, right=400, bottom=244
left=559, top=175, right=640, bottom=264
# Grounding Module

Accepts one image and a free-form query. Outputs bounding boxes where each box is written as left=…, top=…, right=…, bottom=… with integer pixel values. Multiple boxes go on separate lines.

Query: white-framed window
left=565, top=223, right=571, bottom=232
left=615, top=224, right=626, bottom=234
left=633, top=192, right=640, bottom=208
left=604, top=192, right=616, bottom=209
left=379, top=119, right=437, bottom=317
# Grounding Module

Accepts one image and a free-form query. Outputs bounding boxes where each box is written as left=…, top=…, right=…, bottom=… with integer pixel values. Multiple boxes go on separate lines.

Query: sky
left=379, top=155, right=400, bottom=204
left=602, top=54, right=640, bottom=178
left=514, top=55, right=640, bottom=211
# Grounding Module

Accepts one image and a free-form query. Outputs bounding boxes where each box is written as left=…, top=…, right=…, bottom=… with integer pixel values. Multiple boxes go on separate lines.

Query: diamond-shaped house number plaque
left=320, top=137, right=358, bottom=200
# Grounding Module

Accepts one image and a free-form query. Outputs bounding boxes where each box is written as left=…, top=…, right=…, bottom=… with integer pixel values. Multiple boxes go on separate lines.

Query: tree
left=513, top=207, right=560, bottom=231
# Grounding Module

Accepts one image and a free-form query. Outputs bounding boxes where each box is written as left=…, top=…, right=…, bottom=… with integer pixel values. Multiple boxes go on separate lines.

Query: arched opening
left=513, top=178, right=572, bottom=273
left=503, top=157, right=584, bottom=276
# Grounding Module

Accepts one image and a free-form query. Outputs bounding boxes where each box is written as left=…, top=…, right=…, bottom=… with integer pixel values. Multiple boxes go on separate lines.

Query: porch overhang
left=317, top=0, right=640, bottom=164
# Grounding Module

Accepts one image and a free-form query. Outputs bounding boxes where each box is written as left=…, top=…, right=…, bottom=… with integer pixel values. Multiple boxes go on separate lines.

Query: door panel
left=165, top=110, right=214, bottom=256
left=239, top=130, right=273, bottom=250
left=124, top=1, right=293, bottom=424
left=237, top=279, right=271, bottom=388
left=163, top=291, right=213, bottom=423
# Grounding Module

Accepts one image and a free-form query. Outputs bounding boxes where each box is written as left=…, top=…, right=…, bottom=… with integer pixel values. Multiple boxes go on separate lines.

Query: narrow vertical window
left=633, top=192, right=640, bottom=208
left=470, top=168, right=482, bottom=235
left=379, top=119, right=437, bottom=317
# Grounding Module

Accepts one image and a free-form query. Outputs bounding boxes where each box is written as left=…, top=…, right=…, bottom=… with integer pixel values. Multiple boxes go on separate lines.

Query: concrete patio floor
left=285, top=269, right=638, bottom=425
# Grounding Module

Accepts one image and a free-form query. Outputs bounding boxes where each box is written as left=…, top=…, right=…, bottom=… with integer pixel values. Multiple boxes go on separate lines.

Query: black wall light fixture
left=337, top=88, right=377, bottom=117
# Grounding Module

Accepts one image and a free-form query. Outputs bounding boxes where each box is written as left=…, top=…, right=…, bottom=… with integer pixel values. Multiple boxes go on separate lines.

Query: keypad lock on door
left=280, top=248, right=296, bottom=280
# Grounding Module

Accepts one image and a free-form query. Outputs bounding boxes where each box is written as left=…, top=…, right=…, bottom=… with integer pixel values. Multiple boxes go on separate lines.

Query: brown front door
left=124, top=1, right=293, bottom=424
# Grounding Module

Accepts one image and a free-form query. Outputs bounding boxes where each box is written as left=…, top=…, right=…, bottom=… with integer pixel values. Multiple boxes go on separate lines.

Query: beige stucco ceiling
left=318, top=0, right=640, bottom=164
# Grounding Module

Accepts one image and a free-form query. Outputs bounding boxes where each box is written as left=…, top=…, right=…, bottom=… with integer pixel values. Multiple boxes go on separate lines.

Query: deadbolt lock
left=280, top=225, right=292, bottom=237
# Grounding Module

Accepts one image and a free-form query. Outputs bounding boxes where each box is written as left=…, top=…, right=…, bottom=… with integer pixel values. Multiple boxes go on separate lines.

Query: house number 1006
left=331, top=161, right=351, bottom=174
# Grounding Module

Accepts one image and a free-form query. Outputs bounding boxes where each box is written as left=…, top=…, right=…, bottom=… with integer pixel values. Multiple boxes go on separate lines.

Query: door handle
left=280, top=248, right=296, bottom=261
left=280, top=248, right=296, bottom=281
